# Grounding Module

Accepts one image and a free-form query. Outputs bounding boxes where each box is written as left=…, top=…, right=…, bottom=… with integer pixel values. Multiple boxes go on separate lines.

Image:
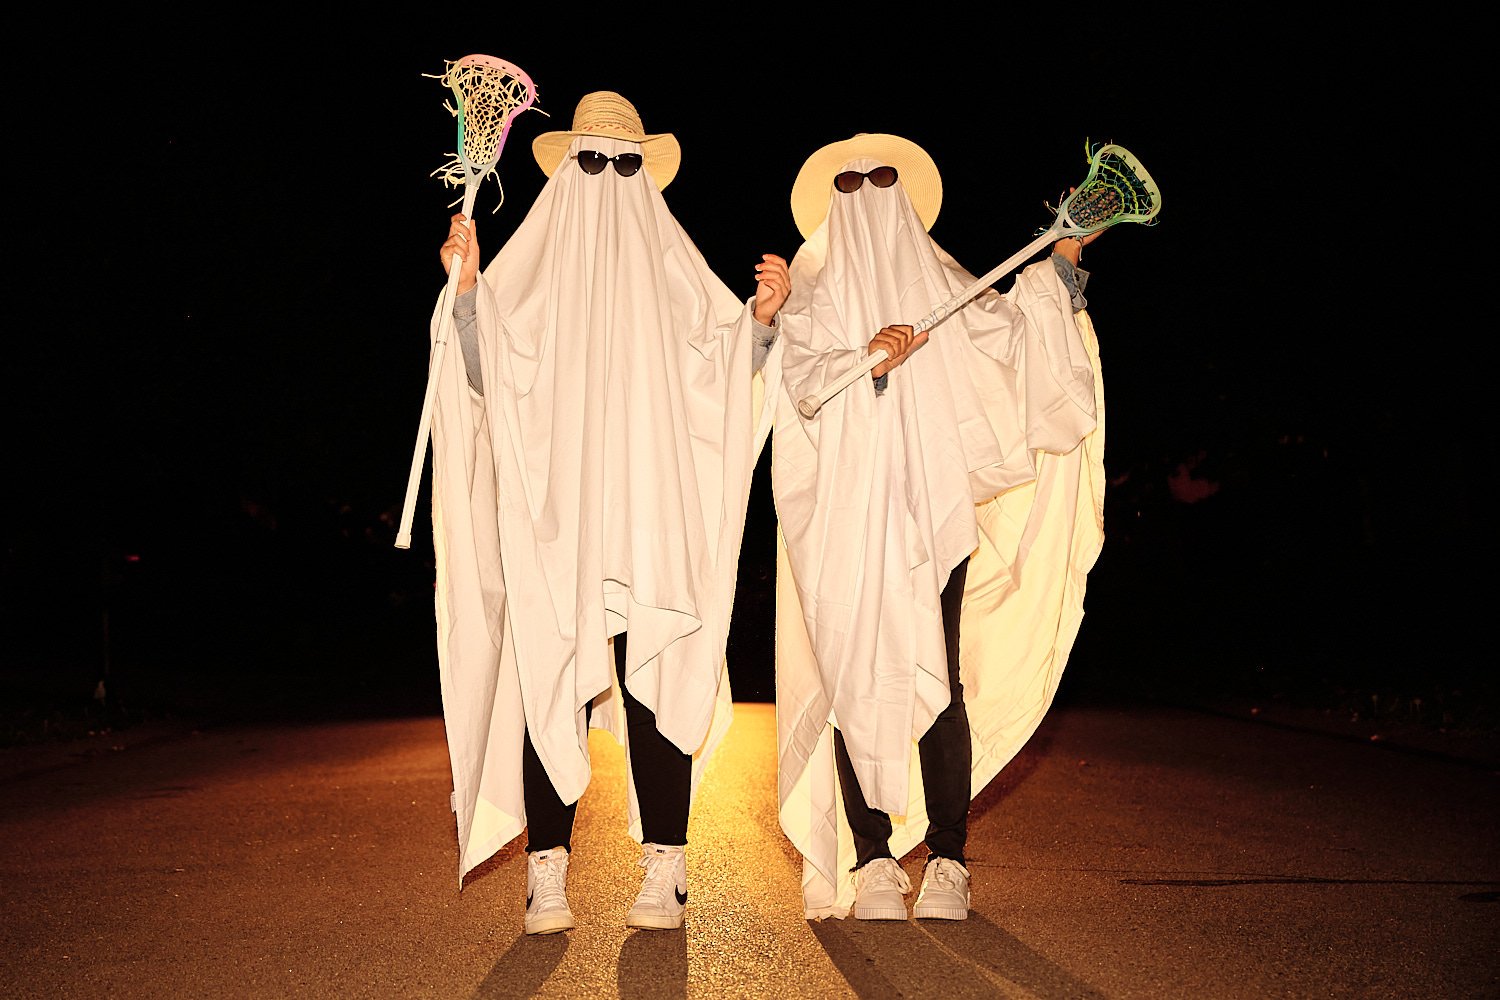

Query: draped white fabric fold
left=771, top=163, right=1105, bottom=917
left=431, top=135, right=772, bottom=884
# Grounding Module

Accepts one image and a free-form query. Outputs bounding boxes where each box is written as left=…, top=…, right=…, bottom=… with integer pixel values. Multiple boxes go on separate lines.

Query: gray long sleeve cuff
left=454, top=286, right=482, bottom=395
left=751, top=316, right=778, bottom=375
left=1050, top=252, right=1090, bottom=312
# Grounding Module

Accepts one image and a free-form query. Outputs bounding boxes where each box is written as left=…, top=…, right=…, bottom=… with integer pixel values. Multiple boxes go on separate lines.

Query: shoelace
left=531, top=854, right=569, bottom=912
left=863, top=859, right=911, bottom=894
left=927, top=860, right=958, bottom=890
left=924, top=858, right=969, bottom=892
left=635, top=850, right=681, bottom=909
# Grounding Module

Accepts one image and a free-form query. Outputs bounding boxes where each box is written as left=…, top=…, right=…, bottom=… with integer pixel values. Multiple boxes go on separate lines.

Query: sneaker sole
left=913, top=906, right=968, bottom=920
left=626, top=911, right=684, bottom=930
left=524, top=914, right=576, bottom=935
left=852, top=906, right=908, bottom=920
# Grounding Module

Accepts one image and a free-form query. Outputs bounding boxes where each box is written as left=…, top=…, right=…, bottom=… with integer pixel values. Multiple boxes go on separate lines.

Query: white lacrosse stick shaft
left=795, top=229, right=1055, bottom=419
left=395, top=185, right=479, bottom=549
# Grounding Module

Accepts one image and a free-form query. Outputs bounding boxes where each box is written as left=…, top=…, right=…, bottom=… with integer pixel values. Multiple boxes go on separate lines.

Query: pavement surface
left=2, top=698, right=1496, bottom=999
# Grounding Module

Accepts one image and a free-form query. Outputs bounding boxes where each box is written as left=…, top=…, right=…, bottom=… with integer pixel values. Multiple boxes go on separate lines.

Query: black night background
left=2, top=12, right=1486, bottom=749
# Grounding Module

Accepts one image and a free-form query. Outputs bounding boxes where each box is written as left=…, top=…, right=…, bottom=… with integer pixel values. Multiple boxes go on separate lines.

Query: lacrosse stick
left=796, top=141, right=1161, bottom=418
left=395, top=54, right=539, bottom=550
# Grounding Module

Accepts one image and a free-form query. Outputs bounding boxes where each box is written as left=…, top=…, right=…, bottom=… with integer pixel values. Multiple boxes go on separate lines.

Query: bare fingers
left=869, top=324, right=918, bottom=378
left=441, top=215, right=474, bottom=270
left=754, top=254, right=790, bottom=294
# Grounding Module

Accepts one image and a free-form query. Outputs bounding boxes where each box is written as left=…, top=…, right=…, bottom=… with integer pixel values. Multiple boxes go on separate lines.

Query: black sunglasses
left=575, top=150, right=645, bottom=177
left=834, top=166, right=899, bottom=193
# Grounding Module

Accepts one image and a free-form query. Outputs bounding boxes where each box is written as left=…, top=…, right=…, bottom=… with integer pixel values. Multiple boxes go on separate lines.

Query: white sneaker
left=626, top=843, right=687, bottom=930
left=524, top=847, right=576, bottom=935
left=852, top=857, right=910, bottom=920
left=913, top=856, right=971, bottom=920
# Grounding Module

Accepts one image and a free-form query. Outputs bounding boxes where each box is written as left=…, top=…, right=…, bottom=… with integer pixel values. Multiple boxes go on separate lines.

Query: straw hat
left=531, top=91, right=682, bottom=190
left=790, top=133, right=943, bottom=238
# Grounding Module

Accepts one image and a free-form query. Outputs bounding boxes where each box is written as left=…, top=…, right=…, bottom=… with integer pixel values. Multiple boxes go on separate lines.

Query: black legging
left=834, top=556, right=971, bottom=868
left=522, top=634, right=693, bottom=852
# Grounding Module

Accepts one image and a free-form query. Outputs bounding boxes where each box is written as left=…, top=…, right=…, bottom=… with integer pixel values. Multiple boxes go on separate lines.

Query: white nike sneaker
left=626, top=843, right=687, bottom=930
left=524, top=847, right=576, bottom=935
left=852, top=857, right=911, bottom=920
left=913, top=856, right=971, bottom=920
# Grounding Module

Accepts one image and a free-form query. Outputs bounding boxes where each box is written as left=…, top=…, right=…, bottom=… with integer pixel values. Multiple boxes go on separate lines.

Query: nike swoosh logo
left=675, top=888, right=688, bottom=905
left=526, top=894, right=533, bottom=908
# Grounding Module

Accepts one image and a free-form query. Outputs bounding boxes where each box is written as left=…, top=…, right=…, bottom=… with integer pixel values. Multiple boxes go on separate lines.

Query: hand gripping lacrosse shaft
left=395, top=55, right=537, bottom=550
left=796, top=142, right=1161, bottom=419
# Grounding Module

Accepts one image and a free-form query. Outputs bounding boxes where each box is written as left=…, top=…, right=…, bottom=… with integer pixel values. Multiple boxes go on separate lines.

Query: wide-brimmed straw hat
left=790, top=133, right=943, bottom=238
left=531, top=91, right=681, bottom=190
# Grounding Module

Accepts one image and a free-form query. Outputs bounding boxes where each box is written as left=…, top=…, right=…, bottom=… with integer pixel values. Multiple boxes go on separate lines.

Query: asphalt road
left=2, top=700, right=1496, bottom=999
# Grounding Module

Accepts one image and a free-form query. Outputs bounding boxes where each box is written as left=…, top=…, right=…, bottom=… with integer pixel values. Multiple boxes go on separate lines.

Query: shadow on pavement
left=618, top=927, right=688, bottom=998
left=471, top=932, right=568, bottom=999
left=809, top=912, right=1110, bottom=999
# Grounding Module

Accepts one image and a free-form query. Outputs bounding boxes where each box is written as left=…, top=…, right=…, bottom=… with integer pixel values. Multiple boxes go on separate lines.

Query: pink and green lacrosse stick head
left=427, top=54, right=541, bottom=214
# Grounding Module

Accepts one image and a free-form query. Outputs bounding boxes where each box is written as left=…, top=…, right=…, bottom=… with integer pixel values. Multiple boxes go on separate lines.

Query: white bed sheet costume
left=771, top=134, right=1108, bottom=918
left=427, top=92, right=778, bottom=885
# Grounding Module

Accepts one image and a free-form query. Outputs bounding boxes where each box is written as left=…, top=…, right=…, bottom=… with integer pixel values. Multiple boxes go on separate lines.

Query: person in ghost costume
left=771, top=133, right=1106, bottom=920
left=428, top=91, right=787, bottom=935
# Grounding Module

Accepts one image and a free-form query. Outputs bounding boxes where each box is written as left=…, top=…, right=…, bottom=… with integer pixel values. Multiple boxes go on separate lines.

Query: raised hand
left=753, top=254, right=790, bottom=326
left=441, top=214, right=481, bottom=294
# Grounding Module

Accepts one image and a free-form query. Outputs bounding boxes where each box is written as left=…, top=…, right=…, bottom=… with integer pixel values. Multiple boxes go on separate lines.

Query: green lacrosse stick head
left=1043, top=140, right=1162, bottom=236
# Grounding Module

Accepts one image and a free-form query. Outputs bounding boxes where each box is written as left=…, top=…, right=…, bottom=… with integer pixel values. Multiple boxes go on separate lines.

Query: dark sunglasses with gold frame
left=834, top=165, right=899, bottom=193
left=574, top=150, right=645, bottom=177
